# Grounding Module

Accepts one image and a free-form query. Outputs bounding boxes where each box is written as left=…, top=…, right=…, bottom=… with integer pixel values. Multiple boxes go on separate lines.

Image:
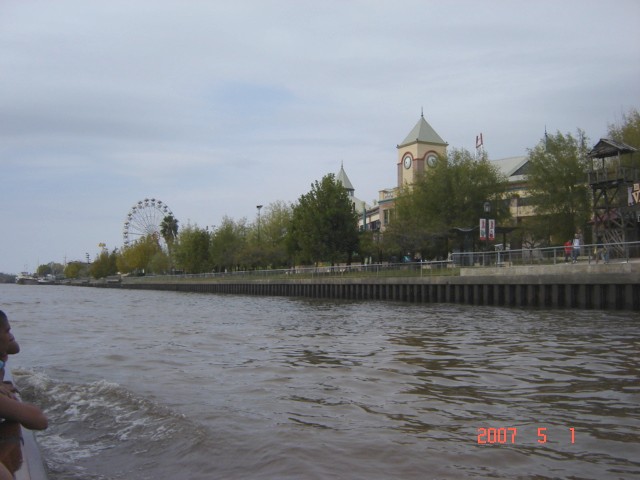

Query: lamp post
left=256, top=205, right=263, bottom=242
left=483, top=201, right=491, bottom=252
left=479, top=201, right=495, bottom=265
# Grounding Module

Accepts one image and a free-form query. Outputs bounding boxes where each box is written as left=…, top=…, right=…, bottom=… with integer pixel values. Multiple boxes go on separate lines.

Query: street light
left=256, top=205, right=263, bottom=242
left=480, top=201, right=495, bottom=265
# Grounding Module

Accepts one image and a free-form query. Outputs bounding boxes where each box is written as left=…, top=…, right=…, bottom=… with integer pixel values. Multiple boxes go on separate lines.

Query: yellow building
left=490, top=155, right=533, bottom=227
left=359, top=114, right=534, bottom=233
left=363, top=113, right=448, bottom=232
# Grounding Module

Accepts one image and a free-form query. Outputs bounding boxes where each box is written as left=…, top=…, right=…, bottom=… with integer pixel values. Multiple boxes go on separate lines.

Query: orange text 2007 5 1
left=477, top=427, right=575, bottom=444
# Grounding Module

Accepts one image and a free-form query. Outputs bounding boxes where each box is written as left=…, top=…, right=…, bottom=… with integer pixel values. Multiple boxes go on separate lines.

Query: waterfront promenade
left=101, top=260, right=639, bottom=311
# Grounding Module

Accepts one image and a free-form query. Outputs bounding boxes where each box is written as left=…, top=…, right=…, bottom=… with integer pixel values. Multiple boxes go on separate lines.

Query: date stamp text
left=477, top=427, right=575, bottom=445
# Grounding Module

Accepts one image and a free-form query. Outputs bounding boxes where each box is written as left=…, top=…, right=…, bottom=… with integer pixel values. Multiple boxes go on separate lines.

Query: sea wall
left=106, top=263, right=640, bottom=311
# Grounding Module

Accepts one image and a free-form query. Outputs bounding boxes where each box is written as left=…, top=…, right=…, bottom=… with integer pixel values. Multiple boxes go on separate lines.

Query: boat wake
left=12, top=368, right=213, bottom=480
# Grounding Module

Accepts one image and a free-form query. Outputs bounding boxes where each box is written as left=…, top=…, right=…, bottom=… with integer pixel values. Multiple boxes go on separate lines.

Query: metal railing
left=450, top=240, right=640, bottom=268
left=130, top=260, right=458, bottom=282
left=122, top=241, right=639, bottom=283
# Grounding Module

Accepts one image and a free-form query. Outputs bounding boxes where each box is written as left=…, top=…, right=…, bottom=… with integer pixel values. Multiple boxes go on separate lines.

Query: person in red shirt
left=563, top=240, right=572, bottom=263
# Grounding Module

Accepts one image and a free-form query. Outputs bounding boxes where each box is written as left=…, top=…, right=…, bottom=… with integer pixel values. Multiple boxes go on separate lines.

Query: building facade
left=348, top=114, right=639, bottom=255
left=354, top=113, right=535, bottom=234
left=359, top=113, right=449, bottom=232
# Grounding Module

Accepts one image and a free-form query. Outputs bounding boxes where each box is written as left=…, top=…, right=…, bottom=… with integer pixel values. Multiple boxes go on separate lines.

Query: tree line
left=35, top=108, right=639, bottom=279
left=75, top=175, right=361, bottom=278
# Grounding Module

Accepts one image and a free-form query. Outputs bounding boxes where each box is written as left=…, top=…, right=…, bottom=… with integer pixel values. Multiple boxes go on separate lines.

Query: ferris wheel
left=123, top=198, right=174, bottom=247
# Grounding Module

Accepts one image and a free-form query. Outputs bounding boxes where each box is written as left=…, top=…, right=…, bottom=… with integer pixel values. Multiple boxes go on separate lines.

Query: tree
left=36, top=264, right=51, bottom=277
left=288, top=174, right=359, bottom=265
left=90, top=249, right=118, bottom=278
left=160, top=214, right=179, bottom=250
left=209, top=217, right=247, bottom=272
left=148, top=250, right=172, bottom=274
left=116, top=235, right=165, bottom=274
left=607, top=107, right=640, bottom=167
left=173, top=224, right=211, bottom=274
left=608, top=108, right=640, bottom=147
left=243, top=201, right=293, bottom=269
left=357, top=230, right=385, bottom=264
left=36, top=262, right=64, bottom=277
left=386, top=148, right=509, bottom=258
left=525, top=130, right=591, bottom=244
left=63, top=261, right=87, bottom=279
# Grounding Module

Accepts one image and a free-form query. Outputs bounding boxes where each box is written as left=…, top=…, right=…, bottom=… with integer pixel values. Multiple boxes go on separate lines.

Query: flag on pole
left=475, top=133, right=483, bottom=149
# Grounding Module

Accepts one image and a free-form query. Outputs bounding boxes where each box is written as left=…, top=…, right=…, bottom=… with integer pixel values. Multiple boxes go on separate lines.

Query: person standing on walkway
left=564, top=239, right=572, bottom=263
left=594, top=237, right=609, bottom=264
left=572, top=233, right=581, bottom=263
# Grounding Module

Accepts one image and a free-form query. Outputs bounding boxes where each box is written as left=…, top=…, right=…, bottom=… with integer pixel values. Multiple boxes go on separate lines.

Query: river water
left=1, top=284, right=638, bottom=479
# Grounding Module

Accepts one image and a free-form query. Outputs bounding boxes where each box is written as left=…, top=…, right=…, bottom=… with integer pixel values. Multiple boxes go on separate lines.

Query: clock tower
left=397, top=112, right=448, bottom=188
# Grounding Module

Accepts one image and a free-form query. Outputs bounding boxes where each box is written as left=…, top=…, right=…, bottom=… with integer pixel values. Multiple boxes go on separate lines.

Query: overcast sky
left=1, top=0, right=639, bottom=274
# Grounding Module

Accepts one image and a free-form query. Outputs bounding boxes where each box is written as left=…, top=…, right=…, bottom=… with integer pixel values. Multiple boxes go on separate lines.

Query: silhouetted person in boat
left=0, top=310, right=48, bottom=479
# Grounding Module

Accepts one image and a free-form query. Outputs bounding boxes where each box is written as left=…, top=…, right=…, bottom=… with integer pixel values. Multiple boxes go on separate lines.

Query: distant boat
left=36, top=274, right=57, bottom=285
left=15, top=273, right=38, bottom=285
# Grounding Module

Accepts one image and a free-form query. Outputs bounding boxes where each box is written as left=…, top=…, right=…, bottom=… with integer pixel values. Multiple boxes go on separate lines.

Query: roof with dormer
left=398, top=113, right=447, bottom=148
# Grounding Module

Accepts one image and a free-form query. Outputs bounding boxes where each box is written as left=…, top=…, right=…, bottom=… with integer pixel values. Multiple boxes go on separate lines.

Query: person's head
left=0, top=311, right=20, bottom=356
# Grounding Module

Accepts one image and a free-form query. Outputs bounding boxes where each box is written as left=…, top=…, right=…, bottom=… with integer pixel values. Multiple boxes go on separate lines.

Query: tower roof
left=398, top=113, right=447, bottom=148
left=336, top=163, right=354, bottom=191
left=335, top=163, right=369, bottom=211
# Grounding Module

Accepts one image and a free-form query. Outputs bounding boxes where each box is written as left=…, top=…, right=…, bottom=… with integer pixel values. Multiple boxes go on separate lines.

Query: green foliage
left=608, top=108, right=640, bottom=148
left=173, top=224, right=212, bottom=274
left=247, top=201, right=293, bottom=268
left=36, top=264, right=51, bottom=277
left=94, top=111, right=636, bottom=270
left=64, top=261, right=87, bottom=279
left=166, top=203, right=294, bottom=273
left=357, top=230, right=375, bottom=262
left=607, top=107, right=640, bottom=167
left=525, top=130, right=591, bottom=244
left=288, top=174, right=359, bottom=265
left=160, top=214, right=179, bottom=247
left=116, top=235, right=165, bottom=274
left=387, top=148, right=509, bottom=258
left=148, top=250, right=172, bottom=274
left=356, top=230, right=388, bottom=264
left=90, top=249, right=119, bottom=278
left=209, top=217, right=246, bottom=272
left=36, top=262, right=64, bottom=277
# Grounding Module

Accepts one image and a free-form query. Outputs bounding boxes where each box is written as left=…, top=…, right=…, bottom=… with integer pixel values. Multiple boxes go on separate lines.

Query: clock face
left=403, top=154, right=412, bottom=169
left=426, top=154, right=438, bottom=167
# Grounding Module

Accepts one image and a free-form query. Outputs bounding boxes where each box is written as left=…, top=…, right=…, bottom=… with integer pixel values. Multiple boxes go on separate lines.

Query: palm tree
left=160, top=214, right=179, bottom=250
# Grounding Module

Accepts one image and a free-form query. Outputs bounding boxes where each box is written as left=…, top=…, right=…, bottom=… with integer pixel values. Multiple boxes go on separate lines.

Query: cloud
left=1, top=0, right=639, bottom=273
